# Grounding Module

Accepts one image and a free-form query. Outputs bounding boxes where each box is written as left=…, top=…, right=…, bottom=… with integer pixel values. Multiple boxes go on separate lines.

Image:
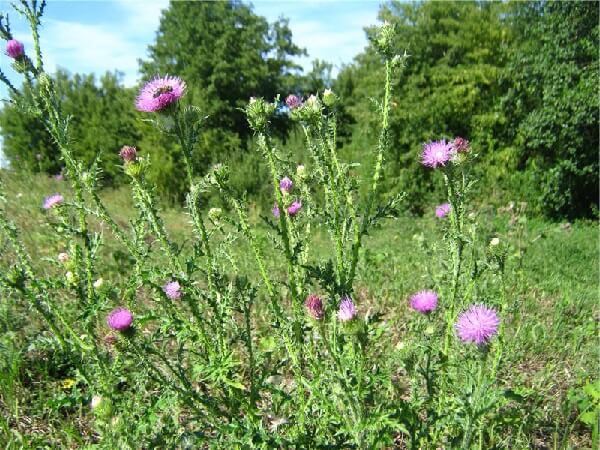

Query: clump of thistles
left=279, top=176, right=293, bottom=194
left=136, top=75, right=186, bottom=112
left=43, top=193, right=64, bottom=209
left=409, top=290, right=438, bottom=313
left=435, top=203, right=451, bottom=218
left=6, top=40, right=24, bottom=59
left=455, top=304, right=500, bottom=345
left=107, top=308, right=133, bottom=331
left=163, top=280, right=182, bottom=300
left=337, top=296, right=356, bottom=321
left=421, top=140, right=453, bottom=168
left=304, top=294, right=324, bottom=320
left=285, top=94, right=302, bottom=110
left=119, top=145, right=137, bottom=162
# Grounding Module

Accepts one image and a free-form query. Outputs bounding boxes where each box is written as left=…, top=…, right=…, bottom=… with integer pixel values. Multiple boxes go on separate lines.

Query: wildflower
left=5, top=39, right=24, bottom=59
left=279, top=177, right=293, bottom=194
left=305, top=294, right=324, bottom=320
left=272, top=203, right=280, bottom=218
left=119, top=145, right=137, bottom=162
left=93, top=278, right=104, bottom=289
left=322, top=88, right=337, bottom=107
left=135, top=75, right=186, bottom=112
left=337, top=296, right=356, bottom=321
left=208, top=207, right=222, bottom=222
left=163, top=280, right=182, bottom=300
left=296, top=164, right=306, bottom=178
left=57, top=252, right=69, bottom=263
left=490, top=237, right=500, bottom=246
left=53, top=173, right=64, bottom=181
left=43, top=193, right=64, bottom=209
left=107, top=308, right=133, bottom=331
left=421, top=140, right=452, bottom=168
left=65, top=271, right=76, bottom=283
left=91, top=395, right=103, bottom=409
left=435, top=203, right=451, bottom=219
left=409, top=290, right=438, bottom=314
left=452, top=137, right=470, bottom=153
left=287, top=200, right=302, bottom=216
left=285, top=94, right=302, bottom=110
left=455, top=304, right=500, bottom=345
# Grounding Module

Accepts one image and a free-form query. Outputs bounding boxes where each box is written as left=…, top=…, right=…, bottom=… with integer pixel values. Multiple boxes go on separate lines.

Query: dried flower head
left=6, top=40, right=24, bottom=59
left=136, top=75, right=186, bottom=112
left=452, top=137, right=470, bottom=153
left=435, top=203, right=451, bottom=218
left=337, top=296, right=356, bottom=321
left=455, top=304, right=500, bottom=345
left=305, top=294, right=324, bottom=320
left=422, top=140, right=452, bottom=168
left=107, top=308, right=133, bottom=331
left=163, top=280, right=182, bottom=300
left=279, top=177, right=293, bottom=194
left=409, top=290, right=438, bottom=313
left=119, top=145, right=137, bottom=162
left=287, top=200, right=302, bottom=217
left=43, top=193, right=64, bottom=209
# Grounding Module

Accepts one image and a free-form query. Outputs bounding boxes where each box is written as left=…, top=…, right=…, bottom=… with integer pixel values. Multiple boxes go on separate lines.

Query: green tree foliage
left=501, top=1, right=599, bottom=218
left=138, top=0, right=306, bottom=200
left=0, top=70, right=140, bottom=185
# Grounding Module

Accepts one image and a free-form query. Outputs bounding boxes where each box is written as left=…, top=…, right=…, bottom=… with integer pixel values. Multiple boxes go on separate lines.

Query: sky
left=0, top=0, right=384, bottom=99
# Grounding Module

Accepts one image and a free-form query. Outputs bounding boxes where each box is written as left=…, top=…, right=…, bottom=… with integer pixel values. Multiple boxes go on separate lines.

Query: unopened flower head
left=435, top=203, right=451, bottom=218
left=452, top=137, right=470, bottom=153
left=43, top=193, right=64, bottom=209
left=6, top=40, right=24, bottom=59
left=107, top=308, right=133, bottom=331
left=304, top=294, right=324, bottom=320
left=279, top=177, right=293, bottom=194
left=119, top=145, right=137, bottom=162
left=409, top=290, right=438, bottom=313
left=285, top=94, right=302, bottom=110
left=135, top=75, right=186, bottom=112
left=287, top=200, right=302, bottom=217
left=337, top=296, right=356, bottom=322
left=163, top=280, right=182, bottom=300
left=455, top=304, right=500, bottom=345
left=272, top=203, right=280, bottom=218
left=322, top=88, right=337, bottom=107
left=421, top=140, right=452, bottom=168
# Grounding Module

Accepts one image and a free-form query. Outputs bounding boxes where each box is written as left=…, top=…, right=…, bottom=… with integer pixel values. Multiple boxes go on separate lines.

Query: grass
left=0, top=170, right=598, bottom=448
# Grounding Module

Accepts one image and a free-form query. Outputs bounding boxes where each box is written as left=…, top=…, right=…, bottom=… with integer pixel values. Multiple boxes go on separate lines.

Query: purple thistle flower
left=135, top=75, right=186, bottom=112
left=287, top=200, right=302, bottom=217
left=43, top=193, right=64, bottom=209
left=435, top=203, right=451, bottom=218
left=337, top=296, right=356, bottom=322
left=119, top=145, right=137, bottom=162
left=285, top=94, right=302, bottom=110
left=279, top=176, right=293, bottom=194
left=6, top=40, right=24, bottom=59
left=107, top=308, right=133, bottom=331
left=305, top=294, right=324, bottom=320
left=455, top=304, right=500, bottom=345
left=452, top=137, right=470, bottom=153
left=409, top=290, right=438, bottom=313
left=272, top=203, right=280, bottom=218
left=421, top=140, right=452, bottom=168
left=163, top=280, right=182, bottom=300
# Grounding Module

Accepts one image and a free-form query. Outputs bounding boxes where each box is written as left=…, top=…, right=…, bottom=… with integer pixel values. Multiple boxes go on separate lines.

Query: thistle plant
left=0, top=3, right=526, bottom=448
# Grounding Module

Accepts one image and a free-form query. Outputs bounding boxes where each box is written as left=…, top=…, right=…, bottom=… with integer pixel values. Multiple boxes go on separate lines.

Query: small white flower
left=93, top=278, right=104, bottom=289
left=57, top=252, right=69, bottom=263
left=91, top=395, right=102, bottom=410
left=65, top=271, right=75, bottom=283
left=490, top=237, right=500, bottom=246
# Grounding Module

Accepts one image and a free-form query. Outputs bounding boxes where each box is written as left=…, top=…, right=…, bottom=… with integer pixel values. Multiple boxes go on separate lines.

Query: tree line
left=0, top=0, right=597, bottom=218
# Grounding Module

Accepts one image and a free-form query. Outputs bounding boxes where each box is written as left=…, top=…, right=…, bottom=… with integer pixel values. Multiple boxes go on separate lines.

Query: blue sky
left=0, top=0, right=383, bottom=99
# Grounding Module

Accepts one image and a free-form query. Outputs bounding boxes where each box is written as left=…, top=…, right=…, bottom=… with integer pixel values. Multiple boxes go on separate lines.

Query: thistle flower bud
left=296, top=164, right=306, bottom=179
left=322, top=88, right=337, bottom=107
left=208, top=207, right=222, bottom=222
left=58, top=252, right=70, bottom=263
left=65, top=271, right=76, bottom=284
left=305, top=294, right=324, bottom=320
left=5, top=40, right=24, bottom=59
left=245, top=96, right=277, bottom=132
left=452, top=137, right=470, bottom=153
left=373, top=22, right=397, bottom=58
left=279, top=177, right=293, bottom=194
left=119, top=145, right=137, bottom=162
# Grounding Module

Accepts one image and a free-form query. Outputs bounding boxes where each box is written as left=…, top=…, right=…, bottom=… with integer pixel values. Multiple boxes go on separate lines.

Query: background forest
left=1, top=1, right=598, bottom=219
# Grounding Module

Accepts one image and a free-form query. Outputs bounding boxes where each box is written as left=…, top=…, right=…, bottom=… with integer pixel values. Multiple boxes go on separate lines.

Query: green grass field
left=0, top=170, right=597, bottom=448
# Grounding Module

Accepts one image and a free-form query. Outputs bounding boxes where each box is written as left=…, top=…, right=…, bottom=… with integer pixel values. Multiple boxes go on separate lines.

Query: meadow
left=0, top=1, right=598, bottom=449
